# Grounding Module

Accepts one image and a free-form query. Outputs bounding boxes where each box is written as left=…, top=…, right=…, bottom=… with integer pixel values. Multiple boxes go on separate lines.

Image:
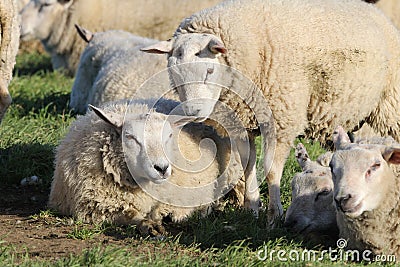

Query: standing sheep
left=49, top=98, right=245, bottom=235
left=0, top=0, right=20, bottom=123
left=331, top=126, right=400, bottom=259
left=19, top=0, right=224, bottom=75
left=70, top=26, right=176, bottom=114
left=142, top=0, right=400, bottom=223
left=284, top=143, right=337, bottom=238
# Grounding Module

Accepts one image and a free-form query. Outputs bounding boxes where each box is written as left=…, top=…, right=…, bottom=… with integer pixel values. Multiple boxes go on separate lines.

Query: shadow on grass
left=13, top=52, right=53, bottom=76
left=0, top=143, right=55, bottom=186
left=12, top=91, right=75, bottom=117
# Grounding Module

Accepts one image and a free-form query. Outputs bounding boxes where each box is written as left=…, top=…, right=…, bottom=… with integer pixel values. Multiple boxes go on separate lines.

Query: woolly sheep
left=49, top=98, right=245, bottom=235
left=286, top=126, right=400, bottom=257
left=142, top=0, right=400, bottom=223
left=331, top=126, right=400, bottom=258
left=19, top=0, right=224, bottom=76
left=284, top=143, right=337, bottom=238
left=70, top=26, right=177, bottom=114
left=0, top=0, right=20, bottom=123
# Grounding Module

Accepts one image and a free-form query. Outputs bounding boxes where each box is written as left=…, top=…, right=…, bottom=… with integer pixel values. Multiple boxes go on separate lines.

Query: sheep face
left=90, top=105, right=174, bottom=185
left=331, top=146, right=400, bottom=218
left=19, top=0, right=72, bottom=41
left=285, top=143, right=336, bottom=235
left=141, top=33, right=227, bottom=118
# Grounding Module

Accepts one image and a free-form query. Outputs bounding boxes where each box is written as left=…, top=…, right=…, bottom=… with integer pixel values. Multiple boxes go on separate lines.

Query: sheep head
left=19, top=0, right=73, bottom=41
left=284, top=143, right=337, bottom=236
left=331, top=140, right=400, bottom=218
left=141, top=33, right=227, bottom=118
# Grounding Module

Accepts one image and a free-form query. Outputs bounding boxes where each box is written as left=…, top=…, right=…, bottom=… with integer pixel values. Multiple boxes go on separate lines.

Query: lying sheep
left=286, top=126, right=400, bottom=257
left=142, top=0, right=400, bottom=223
left=19, top=0, right=223, bottom=75
left=284, top=143, right=337, bottom=238
left=49, top=98, right=245, bottom=235
left=331, top=126, right=400, bottom=258
left=70, top=26, right=176, bottom=114
left=0, top=0, right=20, bottom=123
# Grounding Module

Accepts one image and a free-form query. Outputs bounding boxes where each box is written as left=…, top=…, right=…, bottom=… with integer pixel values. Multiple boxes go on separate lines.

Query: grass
left=0, top=52, right=396, bottom=266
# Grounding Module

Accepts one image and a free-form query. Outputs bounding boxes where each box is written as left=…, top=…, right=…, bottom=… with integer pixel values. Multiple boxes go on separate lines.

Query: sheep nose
left=154, top=164, right=169, bottom=177
left=335, top=194, right=352, bottom=212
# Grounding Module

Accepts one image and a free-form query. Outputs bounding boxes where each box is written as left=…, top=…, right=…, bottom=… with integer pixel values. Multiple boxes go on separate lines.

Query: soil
left=0, top=184, right=145, bottom=261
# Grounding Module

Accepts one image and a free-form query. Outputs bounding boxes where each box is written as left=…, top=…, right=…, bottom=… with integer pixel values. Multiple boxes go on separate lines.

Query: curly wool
left=0, top=0, right=19, bottom=123
left=175, top=0, right=400, bottom=143
left=70, top=30, right=177, bottom=114
left=49, top=98, right=245, bottom=234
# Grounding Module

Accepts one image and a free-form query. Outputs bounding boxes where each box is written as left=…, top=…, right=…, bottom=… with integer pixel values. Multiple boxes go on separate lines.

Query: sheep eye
left=125, top=133, right=140, bottom=144
left=39, top=2, right=52, bottom=12
left=315, top=188, right=331, bottom=201
left=371, top=162, right=381, bottom=171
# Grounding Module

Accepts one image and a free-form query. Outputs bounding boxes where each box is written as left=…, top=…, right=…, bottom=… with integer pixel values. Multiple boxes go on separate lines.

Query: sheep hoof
left=267, top=205, right=284, bottom=228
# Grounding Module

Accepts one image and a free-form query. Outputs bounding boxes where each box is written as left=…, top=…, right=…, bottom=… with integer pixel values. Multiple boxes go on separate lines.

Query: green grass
left=0, top=52, right=396, bottom=266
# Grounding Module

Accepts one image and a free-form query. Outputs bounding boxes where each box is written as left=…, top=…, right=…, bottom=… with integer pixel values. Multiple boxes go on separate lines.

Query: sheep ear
left=89, top=104, right=124, bottom=129
left=75, top=24, right=93, bottom=43
left=209, top=39, right=227, bottom=54
left=140, top=40, right=173, bottom=54
left=382, top=147, right=400, bottom=165
left=332, top=125, right=351, bottom=149
left=295, top=143, right=310, bottom=170
left=167, top=115, right=206, bottom=128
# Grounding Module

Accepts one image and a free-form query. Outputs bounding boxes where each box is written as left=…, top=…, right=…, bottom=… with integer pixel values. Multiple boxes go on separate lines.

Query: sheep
left=19, top=0, right=224, bottom=76
left=17, top=0, right=44, bottom=54
left=0, top=0, right=20, bottom=123
left=141, top=0, right=400, bottom=224
left=70, top=26, right=177, bottom=114
left=49, top=98, right=245, bottom=235
left=284, top=143, right=337, bottom=239
left=329, top=126, right=400, bottom=258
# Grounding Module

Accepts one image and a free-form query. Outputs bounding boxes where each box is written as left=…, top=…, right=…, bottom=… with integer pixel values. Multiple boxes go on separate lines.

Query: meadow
left=0, top=51, right=394, bottom=266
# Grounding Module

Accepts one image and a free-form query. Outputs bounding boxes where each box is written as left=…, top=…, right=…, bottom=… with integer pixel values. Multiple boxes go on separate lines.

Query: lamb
left=19, top=0, right=224, bottom=76
left=70, top=26, right=176, bottom=114
left=49, top=98, right=245, bottom=235
left=330, top=126, right=400, bottom=259
left=0, top=0, right=20, bottom=123
left=284, top=143, right=337, bottom=238
left=142, top=0, right=400, bottom=223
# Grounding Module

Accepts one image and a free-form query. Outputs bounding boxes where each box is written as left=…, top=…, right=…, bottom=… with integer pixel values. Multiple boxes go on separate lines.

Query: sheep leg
left=236, top=135, right=260, bottom=216
left=263, top=135, right=291, bottom=226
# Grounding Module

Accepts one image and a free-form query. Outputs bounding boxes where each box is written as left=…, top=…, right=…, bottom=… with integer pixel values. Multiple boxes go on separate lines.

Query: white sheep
left=0, top=0, right=20, bottom=123
left=19, top=0, right=224, bottom=75
left=49, top=98, right=245, bottom=235
left=330, top=126, right=400, bottom=258
left=284, top=143, right=337, bottom=238
left=142, top=0, right=400, bottom=223
left=70, top=26, right=177, bottom=114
